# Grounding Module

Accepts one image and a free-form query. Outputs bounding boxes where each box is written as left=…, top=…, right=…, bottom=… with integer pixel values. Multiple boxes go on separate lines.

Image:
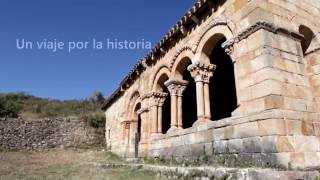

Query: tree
left=91, top=90, right=105, bottom=105
left=0, top=95, right=21, bottom=118
left=0, top=96, right=5, bottom=117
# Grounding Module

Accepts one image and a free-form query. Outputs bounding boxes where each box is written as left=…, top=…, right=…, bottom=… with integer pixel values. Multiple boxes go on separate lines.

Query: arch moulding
left=194, top=24, right=234, bottom=64
left=149, top=65, right=171, bottom=92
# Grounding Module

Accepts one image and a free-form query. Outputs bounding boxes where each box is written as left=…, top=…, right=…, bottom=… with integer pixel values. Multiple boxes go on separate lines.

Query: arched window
left=174, top=58, right=197, bottom=128
left=299, top=25, right=315, bottom=55
left=209, top=37, right=237, bottom=120
left=155, top=73, right=171, bottom=134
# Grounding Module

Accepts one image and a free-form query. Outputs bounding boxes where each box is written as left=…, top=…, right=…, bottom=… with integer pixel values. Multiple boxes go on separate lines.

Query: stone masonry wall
left=149, top=109, right=320, bottom=170
left=104, top=0, right=320, bottom=170
left=0, top=117, right=102, bottom=150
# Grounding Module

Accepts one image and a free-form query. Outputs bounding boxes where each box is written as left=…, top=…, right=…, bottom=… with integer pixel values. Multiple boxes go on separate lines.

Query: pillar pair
left=149, top=92, right=168, bottom=134
left=188, top=62, right=216, bottom=123
left=164, top=79, right=188, bottom=130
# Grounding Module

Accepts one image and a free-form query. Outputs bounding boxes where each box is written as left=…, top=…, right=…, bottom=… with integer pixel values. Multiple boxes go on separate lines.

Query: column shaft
left=170, top=95, right=178, bottom=127
left=157, top=106, right=162, bottom=133
left=151, top=105, right=158, bottom=133
left=233, top=62, right=240, bottom=106
left=196, top=80, right=205, bottom=120
left=177, top=96, right=183, bottom=128
left=140, top=112, right=147, bottom=141
left=164, top=80, right=188, bottom=130
left=204, top=82, right=211, bottom=119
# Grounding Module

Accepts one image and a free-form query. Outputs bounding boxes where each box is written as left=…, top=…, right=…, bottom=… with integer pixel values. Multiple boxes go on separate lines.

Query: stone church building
left=102, top=0, right=320, bottom=170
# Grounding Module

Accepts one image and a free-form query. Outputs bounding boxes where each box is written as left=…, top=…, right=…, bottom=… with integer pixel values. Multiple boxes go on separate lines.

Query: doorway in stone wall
left=134, top=115, right=141, bottom=158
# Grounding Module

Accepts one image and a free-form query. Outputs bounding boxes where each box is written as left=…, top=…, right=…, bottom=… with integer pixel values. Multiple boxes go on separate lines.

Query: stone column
left=157, top=106, right=162, bottom=133
left=140, top=93, right=151, bottom=139
left=136, top=108, right=148, bottom=143
left=151, top=105, right=158, bottom=133
left=129, top=119, right=137, bottom=143
left=222, top=42, right=240, bottom=115
left=203, top=75, right=212, bottom=119
left=177, top=95, right=183, bottom=128
left=149, top=92, right=168, bottom=135
left=157, top=97, right=166, bottom=133
left=165, top=79, right=188, bottom=130
left=188, top=62, right=215, bottom=124
left=121, top=120, right=131, bottom=155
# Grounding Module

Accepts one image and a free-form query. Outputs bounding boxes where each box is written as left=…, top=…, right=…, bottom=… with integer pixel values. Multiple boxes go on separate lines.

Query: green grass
left=0, top=148, right=158, bottom=180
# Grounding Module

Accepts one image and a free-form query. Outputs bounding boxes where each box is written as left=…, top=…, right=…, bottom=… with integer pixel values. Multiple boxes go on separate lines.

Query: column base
left=192, top=118, right=210, bottom=127
left=150, top=132, right=162, bottom=139
left=139, top=138, right=149, bottom=144
left=167, top=126, right=183, bottom=133
left=138, top=142, right=148, bottom=158
left=231, top=104, right=242, bottom=116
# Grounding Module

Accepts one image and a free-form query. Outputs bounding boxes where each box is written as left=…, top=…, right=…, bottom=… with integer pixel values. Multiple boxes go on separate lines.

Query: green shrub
left=0, top=94, right=21, bottom=118
left=83, top=113, right=105, bottom=129
left=0, top=91, right=106, bottom=120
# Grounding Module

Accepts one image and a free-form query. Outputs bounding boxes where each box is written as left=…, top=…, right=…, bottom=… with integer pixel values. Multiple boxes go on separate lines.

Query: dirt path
left=0, top=148, right=156, bottom=180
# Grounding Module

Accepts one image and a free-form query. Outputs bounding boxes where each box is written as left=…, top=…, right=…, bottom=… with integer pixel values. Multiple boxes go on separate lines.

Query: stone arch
left=133, top=102, right=142, bottom=143
left=298, top=25, right=320, bottom=55
left=171, top=55, right=198, bottom=128
left=190, top=25, right=238, bottom=120
left=126, top=91, right=141, bottom=120
left=193, top=16, right=235, bottom=52
left=208, top=36, right=238, bottom=120
left=151, top=66, right=171, bottom=134
left=299, top=25, right=314, bottom=54
left=170, top=46, right=195, bottom=70
left=171, top=48, right=195, bottom=80
left=195, top=25, right=234, bottom=64
left=152, top=66, right=171, bottom=92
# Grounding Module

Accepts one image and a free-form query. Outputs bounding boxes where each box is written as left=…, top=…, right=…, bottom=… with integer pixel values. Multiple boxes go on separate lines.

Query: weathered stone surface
left=233, top=122, right=259, bottom=138
left=242, top=137, right=263, bottom=153
left=257, top=119, right=286, bottom=136
left=126, top=163, right=320, bottom=180
left=261, top=136, right=294, bottom=153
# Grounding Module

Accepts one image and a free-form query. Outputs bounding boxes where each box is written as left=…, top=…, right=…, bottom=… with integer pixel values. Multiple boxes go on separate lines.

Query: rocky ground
left=0, top=148, right=156, bottom=180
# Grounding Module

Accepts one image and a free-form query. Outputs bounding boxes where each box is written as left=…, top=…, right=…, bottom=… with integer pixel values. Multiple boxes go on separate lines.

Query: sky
left=0, top=0, right=194, bottom=100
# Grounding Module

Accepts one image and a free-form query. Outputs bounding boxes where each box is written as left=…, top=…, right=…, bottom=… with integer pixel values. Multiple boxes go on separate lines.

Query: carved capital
left=136, top=107, right=149, bottom=115
left=141, top=92, right=153, bottom=101
left=121, top=120, right=133, bottom=129
left=222, top=39, right=235, bottom=55
left=187, top=62, right=216, bottom=83
left=149, top=92, right=168, bottom=107
left=164, top=79, right=188, bottom=97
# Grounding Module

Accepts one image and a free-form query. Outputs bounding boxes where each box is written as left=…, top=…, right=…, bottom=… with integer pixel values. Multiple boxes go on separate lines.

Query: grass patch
left=0, top=148, right=157, bottom=180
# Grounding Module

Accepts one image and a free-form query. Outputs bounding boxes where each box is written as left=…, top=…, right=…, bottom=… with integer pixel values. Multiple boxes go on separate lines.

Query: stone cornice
left=222, top=21, right=304, bottom=54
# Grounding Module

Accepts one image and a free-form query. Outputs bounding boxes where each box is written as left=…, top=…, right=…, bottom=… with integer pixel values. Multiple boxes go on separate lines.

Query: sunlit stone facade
left=102, top=0, right=320, bottom=169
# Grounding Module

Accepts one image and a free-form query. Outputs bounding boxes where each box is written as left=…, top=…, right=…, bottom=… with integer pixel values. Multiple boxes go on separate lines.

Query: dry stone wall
left=0, top=117, right=103, bottom=150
